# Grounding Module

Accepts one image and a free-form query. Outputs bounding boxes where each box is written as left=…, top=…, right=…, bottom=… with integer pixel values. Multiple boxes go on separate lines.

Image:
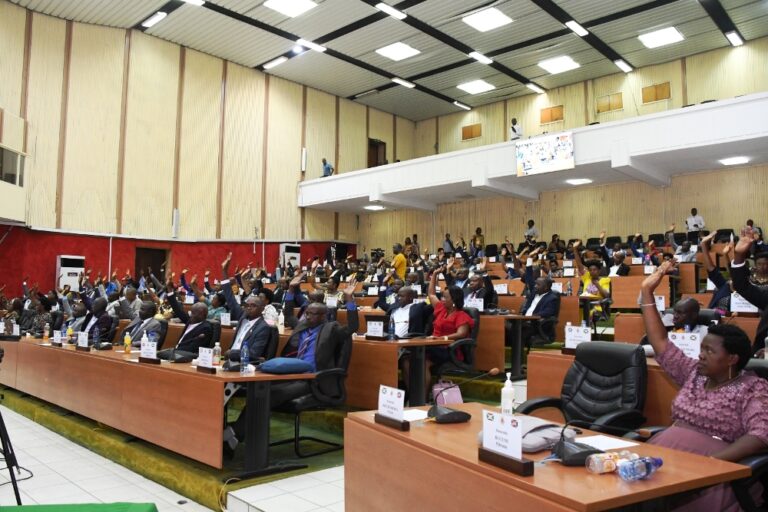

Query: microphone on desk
left=551, top=419, right=652, bottom=466
left=428, top=367, right=500, bottom=424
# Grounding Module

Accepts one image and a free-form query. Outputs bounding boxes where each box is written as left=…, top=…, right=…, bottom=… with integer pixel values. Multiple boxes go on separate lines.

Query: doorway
left=368, top=139, right=386, bottom=168
left=135, top=248, right=168, bottom=283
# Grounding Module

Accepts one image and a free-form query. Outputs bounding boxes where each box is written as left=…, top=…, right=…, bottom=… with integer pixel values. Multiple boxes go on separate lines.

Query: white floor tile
left=271, top=474, right=324, bottom=493
left=308, top=466, right=344, bottom=483
left=325, top=501, right=345, bottom=512
left=231, top=483, right=285, bottom=502
left=252, top=493, right=318, bottom=512
left=226, top=496, right=250, bottom=512
left=293, top=483, right=344, bottom=507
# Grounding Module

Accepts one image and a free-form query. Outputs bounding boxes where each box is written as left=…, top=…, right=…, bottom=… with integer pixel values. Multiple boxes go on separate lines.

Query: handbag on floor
left=431, top=380, right=463, bottom=406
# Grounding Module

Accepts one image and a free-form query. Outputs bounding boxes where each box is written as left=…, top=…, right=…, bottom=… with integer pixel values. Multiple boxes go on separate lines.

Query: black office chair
left=524, top=293, right=561, bottom=350
left=432, top=307, right=480, bottom=379
left=673, top=232, right=687, bottom=245
left=209, top=320, right=222, bottom=348
left=484, top=244, right=498, bottom=258
left=715, top=228, right=735, bottom=243
left=264, top=326, right=280, bottom=359
left=661, top=308, right=721, bottom=326
left=271, top=329, right=354, bottom=457
left=517, top=342, right=647, bottom=435
left=155, top=320, right=169, bottom=350
left=585, top=237, right=601, bottom=252
left=50, top=311, right=64, bottom=331
left=605, top=236, right=622, bottom=248
left=648, top=233, right=665, bottom=246
left=105, top=316, right=120, bottom=343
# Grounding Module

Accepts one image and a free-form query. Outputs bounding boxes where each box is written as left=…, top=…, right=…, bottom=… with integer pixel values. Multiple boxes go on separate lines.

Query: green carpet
left=0, top=388, right=346, bottom=511
left=4, top=505, right=157, bottom=512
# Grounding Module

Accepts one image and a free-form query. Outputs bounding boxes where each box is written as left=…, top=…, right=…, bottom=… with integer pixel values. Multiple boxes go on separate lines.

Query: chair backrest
left=209, top=320, right=221, bottom=348
left=715, top=228, right=734, bottom=242
left=50, top=311, right=64, bottom=330
left=585, top=237, right=601, bottom=251
left=745, top=358, right=768, bottom=380
left=648, top=233, right=665, bottom=245
left=265, top=326, right=279, bottom=359
left=484, top=244, right=498, bottom=257
left=561, top=341, right=647, bottom=425
left=463, top=307, right=481, bottom=341
left=673, top=232, right=687, bottom=245
left=605, top=236, right=622, bottom=247
left=156, top=320, right=169, bottom=350
left=662, top=307, right=721, bottom=325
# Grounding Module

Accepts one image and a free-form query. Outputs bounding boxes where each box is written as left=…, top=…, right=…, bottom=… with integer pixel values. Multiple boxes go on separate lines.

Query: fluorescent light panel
left=364, top=205, right=386, bottom=211
left=614, top=59, right=633, bottom=73
left=355, top=89, right=379, bottom=99
left=468, top=51, right=493, bottom=64
left=264, top=0, right=317, bottom=18
left=462, top=8, right=512, bottom=33
left=376, top=42, right=420, bottom=61
left=526, top=83, right=545, bottom=94
left=453, top=101, right=471, bottom=111
left=392, top=77, right=415, bottom=88
left=725, top=31, right=743, bottom=46
left=566, top=178, right=593, bottom=186
left=538, top=55, right=580, bottom=75
left=719, top=156, right=749, bottom=166
left=263, top=56, right=288, bottom=70
left=565, top=20, right=588, bottom=37
left=296, top=38, right=326, bottom=52
left=181, top=0, right=205, bottom=5
left=375, top=2, right=407, bottom=20
left=141, top=11, right=167, bottom=28
left=638, top=27, right=684, bottom=49
left=457, top=79, right=495, bottom=95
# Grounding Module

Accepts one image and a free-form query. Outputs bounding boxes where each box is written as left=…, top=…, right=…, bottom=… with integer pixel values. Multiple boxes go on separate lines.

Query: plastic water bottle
left=581, top=320, right=587, bottom=328
left=388, top=316, right=395, bottom=340
left=240, top=339, right=249, bottom=374
left=93, top=326, right=100, bottom=345
left=123, top=332, right=132, bottom=353
left=586, top=451, right=639, bottom=474
left=617, top=457, right=663, bottom=481
left=684, top=324, right=691, bottom=333
left=60, top=326, right=67, bottom=342
left=763, top=335, right=768, bottom=360
left=566, top=281, right=572, bottom=296
left=277, top=310, right=285, bottom=334
left=213, top=342, right=221, bottom=366
left=43, top=323, right=50, bottom=341
left=501, top=372, right=515, bottom=415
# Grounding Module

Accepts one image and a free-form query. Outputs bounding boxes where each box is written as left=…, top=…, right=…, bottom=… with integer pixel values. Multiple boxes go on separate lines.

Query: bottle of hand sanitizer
left=501, top=372, right=515, bottom=416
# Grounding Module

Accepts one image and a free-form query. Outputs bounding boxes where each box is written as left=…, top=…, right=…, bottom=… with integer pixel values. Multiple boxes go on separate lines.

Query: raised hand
left=734, top=235, right=753, bottom=258
left=700, top=232, right=716, bottom=246
left=182, top=268, right=189, bottom=274
left=599, top=230, right=606, bottom=239
left=342, top=278, right=357, bottom=297
left=641, top=259, right=677, bottom=292
left=668, top=223, right=676, bottom=232
left=204, top=269, right=210, bottom=277
left=722, top=242, right=734, bottom=256
left=289, top=271, right=306, bottom=287
left=573, top=240, right=581, bottom=250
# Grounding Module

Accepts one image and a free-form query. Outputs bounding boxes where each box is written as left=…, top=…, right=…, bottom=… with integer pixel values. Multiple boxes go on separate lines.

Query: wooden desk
left=614, top=313, right=645, bottom=343
left=0, top=339, right=311, bottom=473
left=611, top=275, right=670, bottom=309
left=527, top=350, right=678, bottom=426
left=677, top=263, right=699, bottom=295
left=345, top=403, right=749, bottom=512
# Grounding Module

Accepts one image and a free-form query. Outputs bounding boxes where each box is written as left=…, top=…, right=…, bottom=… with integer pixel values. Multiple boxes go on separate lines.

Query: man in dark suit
left=731, top=235, right=768, bottom=354
left=463, top=273, right=496, bottom=309
left=166, top=284, right=213, bottom=354
left=519, top=263, right=560, bottom=348
left=120, top=301, right=163, bottom=346
left=82, top=297, right=113, bottom=343
left=598, top=244, right=630, bottom=277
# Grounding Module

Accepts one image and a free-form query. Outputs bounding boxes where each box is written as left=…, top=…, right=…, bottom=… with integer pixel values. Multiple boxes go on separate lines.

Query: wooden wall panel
left=1, top=111, right=25, bottom=152
left=359, top=209, right=434, bottom=255
left=395, top=116, right=414, bottom=161
left=264, top=76, right=302, bottom=240
left=305, top=88, right=336, bottom=180
left=686, top=37, right=768, bottom=105
left=338, top=98, right=366, bottom=173
left=121, top=32, right=178, bottom=238
left=437, top=197, right=529, bottom=249
left=177, top=49, right=221, bottom=239
left=337, top=212, right=358, bottom=243
left=368, top=108, right=394, bottom=164
left=438, top=101, right=505, bottom=153
left=505, top=82, right=586, bottom=140
left=0, top=1, right=26, bottom=115
left=60, top=23, right=124, bottom=233
left=221, top=63, right=266, bottom=239
left=592, top=60, right=683, bottom=123
left=414, top=118, right=436, bottom=157
left=304, top=209, right=335, bottom=240
left=24, top=12, right=65, bottom=228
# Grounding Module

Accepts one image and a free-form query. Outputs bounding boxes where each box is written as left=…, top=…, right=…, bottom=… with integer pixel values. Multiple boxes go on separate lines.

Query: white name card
left=367, top=286, right=378, bottom=296
left=220, top=313, right=232, bottom=326
left=526, top=258, right=533, bottom=266
left=668, top=332, right=701, bottom=359
left=140, top=340, right=158, bottom=359
left=505, top=263, right=515, bottom=269
left=482, top=410, right=522, bottom=459
left=565, top=325, right=591, bottom=349
left=325, top=296, right=338, bottom=308
left=198, top=347, right=213, bottom=368
left=563, top=268, right=575, bottom=277
left=562, top=260, right=573, bottom=268
left=367, top=321, right=384, bottom=337
left=631, top=257, right=642, bottom=265
left=465, top=297, right=484, bottom=312
left=0, top=323, right=4, bottom=335
left=378, top=385, right=405, bottom=421
left=12, top=324, right=20, bottom=336
left=77, top=332, right=89, bottom=347
left=551, top=282, right=563, bottom=294
left=731, top=292, right=759, bottom=313
left=706, top=279, right=716, bottom=291
left=411, top=284, right=422, bottom=295
left=643, top=265, right=655, bottom=275
left=53, top=330, right=62, bottom=343
left=493, top=283, right=509, bottom=295
left=488, top=256, right=497, bottom=263
left=183, top=294, right=194, bottom=305
left=654, top=295, right=666, bottom=312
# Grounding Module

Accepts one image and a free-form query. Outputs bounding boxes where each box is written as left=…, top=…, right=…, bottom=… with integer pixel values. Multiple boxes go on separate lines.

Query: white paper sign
left=438, top=273, right=445, bottom=280
left=367, top=321, right=384, bottom=337
left=377, top=385, right=405, bottom=421
left=563, top=268, right=575, bottom=277
left=0, top=323, right=4, bottom=335
left=77, top=332, right=89, bottom=347
left=183, top=294, right=194, bottom=305
left=562, top=260, right=573, bottom=268
left=668, top=332, right=701, bottom=359
left=198, top=347, right=213, bottom=368
left=482, top=410, right=522, bottom=459
left=654, top=295, right=666, bottom=312
left=643, top=265, right=655, bottom=275
left=706, top=279, right=716, bottom=291
left=565, top=325, right=591, bottom=349
left=220, top=313, right=231, bottom=326
left=53, top=330, right=62, bottom=343
left=367, top=286, right=378, bottom=296
left=551, top=282, right=563, bottom=294
left=632, top=257, right=642, bottom=265
left=731, top=292, right=759, bottom=313
left=325, top=296, right=338, bottom=308
left=465, top=297, right=484, bottom=312
left=140, top=340, right=158, bottom=359
left=505, top=263, right=514, bottom=269
left=12, top=324, right=20, bottom=336
left=488, top=256, right=497, bottom=263
left=526, top=258, right=533, bottom=266
left=411, top=284, right=422, bottom=295
left=493, top=283, right=509, bottom=295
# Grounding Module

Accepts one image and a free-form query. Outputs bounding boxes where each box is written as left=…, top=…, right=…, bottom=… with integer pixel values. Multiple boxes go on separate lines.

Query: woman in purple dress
left=641, top=259, right=768, bottom=511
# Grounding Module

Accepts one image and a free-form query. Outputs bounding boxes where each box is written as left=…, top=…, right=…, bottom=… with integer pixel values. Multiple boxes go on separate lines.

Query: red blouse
left=432, top=301, right=475, bottom=337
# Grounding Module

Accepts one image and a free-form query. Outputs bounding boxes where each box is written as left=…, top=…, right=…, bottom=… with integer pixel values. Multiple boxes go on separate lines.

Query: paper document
left=402, top=409, right=429, bottom=422
left=576, top=435, right=639, bottom=451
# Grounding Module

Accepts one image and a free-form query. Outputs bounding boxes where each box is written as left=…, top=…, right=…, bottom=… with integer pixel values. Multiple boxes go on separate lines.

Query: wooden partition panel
left=611, top=275, right=670, bottom=309
left=614, top=313, right=645, bottom=343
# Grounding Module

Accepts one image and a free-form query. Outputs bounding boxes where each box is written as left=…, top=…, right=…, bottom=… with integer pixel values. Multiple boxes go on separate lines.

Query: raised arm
left=700, top=232, right=717, bottom=272
left=640, top=260, right=677, bottom=357
left=731, top=235, right=768, bottom=310
left=665, top=224, right=678, bottom=251
left=220, top=252, right=244, bottom=320
left=572, top=240, right=586, bottom=276
left=427, top=266, right=441, bottom=307
left=165, top=279, right=189, bottom=323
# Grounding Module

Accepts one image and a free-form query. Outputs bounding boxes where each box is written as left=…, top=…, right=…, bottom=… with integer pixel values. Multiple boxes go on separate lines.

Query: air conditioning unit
left=56, top=255, right=85, bottom=290
left=280, top=243, right=301, bottom=271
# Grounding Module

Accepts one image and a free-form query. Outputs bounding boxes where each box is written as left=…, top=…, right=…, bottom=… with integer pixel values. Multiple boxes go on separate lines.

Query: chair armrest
left=447, top=337, right=475, bottom=369
left=590, top=409, right=646, bottom=434
left=515, top=397, right=563, bottom=415
left=310, top=368, right=347, bottom=403
left=623, top=425, right=667, bottom=442
left=738, top=452, right=768, bottom=475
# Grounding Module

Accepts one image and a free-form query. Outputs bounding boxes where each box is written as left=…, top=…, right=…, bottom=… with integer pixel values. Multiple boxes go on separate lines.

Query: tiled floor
left=0, top=405, right=213, bottom=511
left=227, top=467, right=345, bottom=512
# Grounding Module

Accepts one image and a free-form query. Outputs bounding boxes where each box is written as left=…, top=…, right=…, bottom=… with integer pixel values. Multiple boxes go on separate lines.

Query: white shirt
left=686, top=215, right=705, bottom=232
left=392, top=304, right=413, bottom=338
left=232, top=317, right=258, bottom=350
left=84, top=315, right=98, bottom=334
left=609, top=265, right=621, bottom=277
left=525, top=292, right=548, bottom=316
left=675, top=249, right=697, bottom=263
left=524, top=227, right=539, bottom=239
left=510, top=124, right=523, bottom=141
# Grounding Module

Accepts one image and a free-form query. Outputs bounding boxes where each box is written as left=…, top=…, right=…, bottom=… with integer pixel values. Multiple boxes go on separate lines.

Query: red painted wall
left=0, top=226, right=354, bottom=296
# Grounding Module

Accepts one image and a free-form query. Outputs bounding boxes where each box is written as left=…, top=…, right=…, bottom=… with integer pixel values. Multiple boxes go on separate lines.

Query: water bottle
left=93, top=326, right=100, bottom=345
left=240, top=339, right=249, bottom=374
left=388, top=316, right=395, bottom=340
left=501, top=372, right=515, bottom=416
left=43, top=323, right=50, bottom=341
left=586, top=451, right=639, bottom=474
left=763, top=335, right=767, bottom=360
left=581, top=320, right=587, bottom=328
left=566, top=281, right=572, bottom=296
left=123, top=332, right=132, bottom=354
left=617, top=457, right=663, bottom=481
left=213, top=342, right=221, bottom=366
left=684, top=324, right=691, bottom=333
left=61, top=326, right=67, bottom=342
left=277, top=310, right=285, bottom=335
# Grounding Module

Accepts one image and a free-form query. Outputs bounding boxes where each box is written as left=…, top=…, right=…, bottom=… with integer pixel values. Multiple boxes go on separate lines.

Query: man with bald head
left=668, top=297, right=708, bottom=335
left=166, top=282, right=214, bottom=353
left=120, top=301, right=163, bottom=347
left=388, top=287, right=432, bottom=338
left=82, top=296, right=113, bottom=343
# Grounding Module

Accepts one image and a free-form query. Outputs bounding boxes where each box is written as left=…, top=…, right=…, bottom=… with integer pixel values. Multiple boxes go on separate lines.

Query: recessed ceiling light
left=364, top=205, right=386, bottom=211
left=725, top=31, right=743, bottom=47
left=462, top=8, right=512, bottom=33
left=566, top=178, right=593, bottom=186
left=375, top=2, right=407, bottom=20
left=263, top=56, right=288, bottom=70
left=292, top=45, right=305, bottom=54
left=453, top=101, right=471, bottom=111
left=391, top=77, right=415, bottom=88
left=565, top=20, right=588, bottom=37
left=376, top=42, right=420, bottom=61
left=264, top=0, right=317, bottom=18
left=719, top=156, right=749, bottom=166
left=181, top=0, right=204, bottom=5
left=538, top=56, right=580, bottom=75
left=296, top=38, right=326, bottom=52
left=141, top=11, right=167, bottom=28
left=614, top=59, right=633, bottom=73
left=526, top=83, right=545, bottom=94
left=457, top=79, right=495, bottom=95
left=638, top=27, right=684, bottom=49
left=468, top=51, right=493, bottom=65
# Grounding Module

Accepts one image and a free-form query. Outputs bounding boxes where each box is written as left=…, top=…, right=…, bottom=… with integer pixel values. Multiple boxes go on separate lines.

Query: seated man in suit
left=388, top=287, right=433, bottom=338
left=117, top=287, right=142, bottom=320
left=165, top=282, right=214, bottom=354
left=375, top=270, right=404, bottom=311
left=598, top=243, right=630, bottom=277
left=120, top=301, right=163, bottom=346
left=61, top=299, right=88, bottom=333
left=82, top=297, right=113, bottom=343
left=463, top=273, right=495, bottom=309
left=665, top=224, right=697, bottom=263
left=519, top=260, right=560, bottom=348
left=640, top=297, right=709, bottom=348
